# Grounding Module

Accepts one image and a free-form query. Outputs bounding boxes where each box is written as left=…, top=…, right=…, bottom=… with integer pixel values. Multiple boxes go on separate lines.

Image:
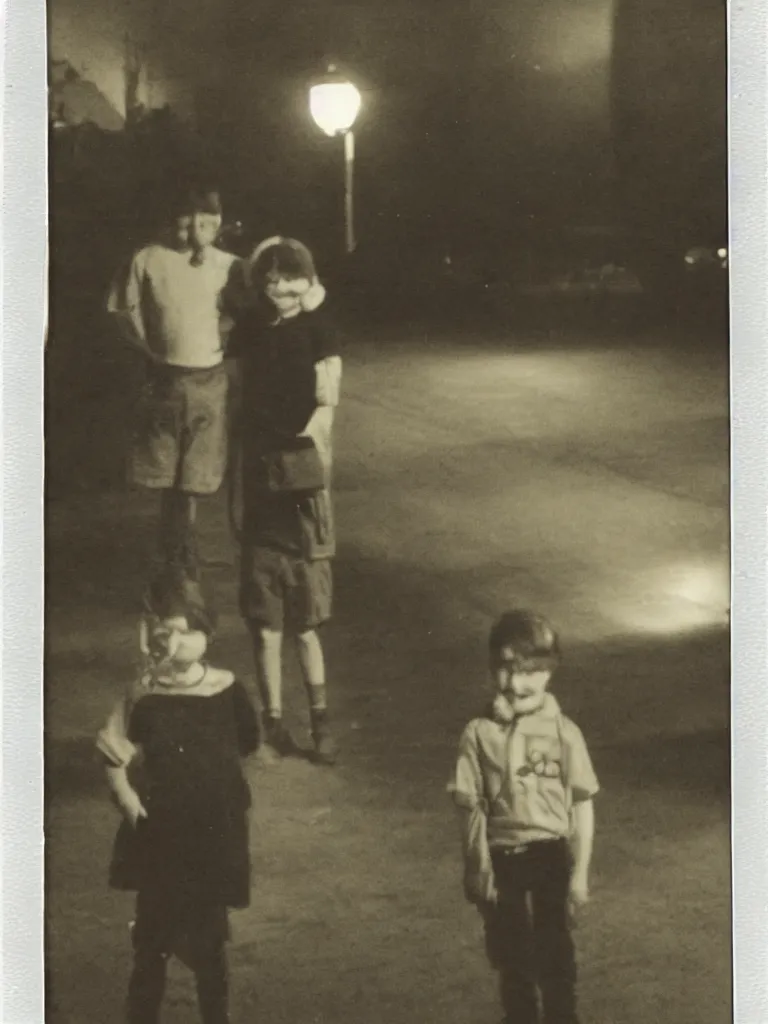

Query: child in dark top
left=96, top=593, right=260, bottom=1024
left=226, top=236, right=341, bottom=765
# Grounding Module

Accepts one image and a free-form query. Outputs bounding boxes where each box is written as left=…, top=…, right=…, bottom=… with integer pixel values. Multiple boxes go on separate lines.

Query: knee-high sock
left=297, top=629, right=326, bottom=711
left=251, top=626, right=283, bottom=717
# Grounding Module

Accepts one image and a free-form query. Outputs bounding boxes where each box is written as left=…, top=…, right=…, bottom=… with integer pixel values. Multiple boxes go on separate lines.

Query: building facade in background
left=48, top=0, right=231, bottom=128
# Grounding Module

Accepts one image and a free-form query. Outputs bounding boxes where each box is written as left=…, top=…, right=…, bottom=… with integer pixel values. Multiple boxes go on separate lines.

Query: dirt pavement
left=45, top=320, right=731, bottom=1024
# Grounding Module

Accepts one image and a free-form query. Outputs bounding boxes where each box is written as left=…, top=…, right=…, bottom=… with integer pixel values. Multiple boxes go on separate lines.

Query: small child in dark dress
left=96, top=595, right=260, bottom=1024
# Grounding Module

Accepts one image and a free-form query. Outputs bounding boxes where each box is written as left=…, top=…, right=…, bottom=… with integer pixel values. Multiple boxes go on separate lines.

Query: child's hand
left=479, top=894, right=499, bottom=918
left=315, top=356, right=341, bottom=407
left=120, top=789, right=148, bottom=828
left=301, top=279, right=326, bottom=312
left=568, top=874, right=590, bottom=913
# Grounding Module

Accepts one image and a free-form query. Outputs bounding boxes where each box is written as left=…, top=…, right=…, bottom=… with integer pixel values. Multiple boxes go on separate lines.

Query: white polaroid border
left=1, top=0, right=766, bottom=1021
left=728, top=0, right=768, bottom=1020
left=1, top=0, right=48, bottom=1017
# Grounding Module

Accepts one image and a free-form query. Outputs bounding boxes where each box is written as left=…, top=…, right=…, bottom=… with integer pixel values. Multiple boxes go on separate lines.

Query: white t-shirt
left=108, top=244, right=236, bottom=369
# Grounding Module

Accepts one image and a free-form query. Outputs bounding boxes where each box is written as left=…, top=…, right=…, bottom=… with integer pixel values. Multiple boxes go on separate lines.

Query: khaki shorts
left=239, top=546, right=333, bottom=632
left=130, top=364, right=228, bottom=495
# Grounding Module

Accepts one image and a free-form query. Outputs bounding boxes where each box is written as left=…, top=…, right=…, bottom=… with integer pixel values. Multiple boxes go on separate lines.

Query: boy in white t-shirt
left=450, top=610, right=599, bottom=1024
left=108, top=186, right=237, bottom=607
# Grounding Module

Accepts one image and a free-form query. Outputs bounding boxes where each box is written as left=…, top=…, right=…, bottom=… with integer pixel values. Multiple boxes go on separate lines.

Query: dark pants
left=485, top=839, right=578, bottom=1024
left=127, top=888, right=230, bottom=1024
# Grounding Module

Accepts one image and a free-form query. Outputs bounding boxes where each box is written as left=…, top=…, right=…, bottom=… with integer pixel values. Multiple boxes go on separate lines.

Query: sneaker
left=263, top=716, right=297, bottom=757
left=310, top=710, right=338, bottom=766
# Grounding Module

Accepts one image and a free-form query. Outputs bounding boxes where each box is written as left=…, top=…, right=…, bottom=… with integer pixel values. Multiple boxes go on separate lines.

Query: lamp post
left=309, top=65, right=362, bottom=254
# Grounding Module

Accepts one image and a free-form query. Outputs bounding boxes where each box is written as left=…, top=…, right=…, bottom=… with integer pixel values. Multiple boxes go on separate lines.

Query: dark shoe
left=310, top=710, right=338, bottom=766
left=263, top=716, right=297, bottom=757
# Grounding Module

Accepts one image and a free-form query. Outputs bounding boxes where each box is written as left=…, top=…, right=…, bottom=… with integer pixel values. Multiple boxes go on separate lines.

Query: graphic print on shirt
left=518, top=735, right=564, bottom=780
left=503, top=729, right=571, bottom=834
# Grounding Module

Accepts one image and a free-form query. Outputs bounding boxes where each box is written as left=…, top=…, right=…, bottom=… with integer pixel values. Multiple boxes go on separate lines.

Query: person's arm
left=315, top=355, right=342, bottom=408
left=302, top=322, right=341, bottom=466
left=302, top=405, right=335, bottom=475
left=104, top=764, right=147, bottom=827
left=452, top=726, right=483, bottom=849
left=569, top=798, right=594, bottom=907
left=219, top=257, right=252, bottom=340
left=450, top=723, right=498, bottom=906
left=96, top=685, right=147, bottom=827
left=106, top=252, right=155, bottom=361
left=564, top=721, right=599, bottom=909
left=231, top=680, right=261, bottom=757
left=303, top=317, right=342, bottom=462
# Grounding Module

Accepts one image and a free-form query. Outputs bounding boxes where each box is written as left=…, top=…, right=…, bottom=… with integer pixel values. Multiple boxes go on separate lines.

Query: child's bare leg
left=297, top=629, right=336, bottom=765
left=250, top=625, right=283, bottom=717
left=249, top=624, right=295, bottom=756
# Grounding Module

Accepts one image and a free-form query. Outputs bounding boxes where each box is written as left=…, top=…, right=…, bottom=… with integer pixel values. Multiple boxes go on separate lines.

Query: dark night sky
left=52, top=0, right=723, bottom=268
left=194, top=0, right=622, bottom=254
left=194, top=0, right=726, bottom=261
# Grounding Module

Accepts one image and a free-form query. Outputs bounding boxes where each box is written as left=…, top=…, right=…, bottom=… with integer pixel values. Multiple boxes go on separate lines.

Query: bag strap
left=554, top=712, right=576, bottom=829
left=480, top=723, right=516, bottom=812
left=227, top=406, right=243, bottom=546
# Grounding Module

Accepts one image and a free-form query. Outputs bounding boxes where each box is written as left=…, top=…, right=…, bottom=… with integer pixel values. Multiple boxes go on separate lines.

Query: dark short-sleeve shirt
left=231, top=304, right=339, bottom=553
left=231, top=304, right=339, bottom=441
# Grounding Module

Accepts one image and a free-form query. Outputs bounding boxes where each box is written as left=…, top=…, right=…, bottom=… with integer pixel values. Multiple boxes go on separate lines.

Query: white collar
left=492, top=691, right=561, bottom=726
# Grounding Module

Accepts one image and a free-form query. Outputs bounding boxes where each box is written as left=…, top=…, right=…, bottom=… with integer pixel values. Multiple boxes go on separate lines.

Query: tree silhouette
left=124, top=33, right=145, bottom=127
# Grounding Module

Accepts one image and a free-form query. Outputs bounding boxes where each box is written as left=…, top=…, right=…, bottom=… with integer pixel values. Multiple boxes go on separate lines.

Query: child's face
left=493, top=644, right=552, bottom=715
left=264, top=274, right=311, bottom=318
left=171, top=213, right=220, bottom=253
left=158, top=615, right=208, bottom=667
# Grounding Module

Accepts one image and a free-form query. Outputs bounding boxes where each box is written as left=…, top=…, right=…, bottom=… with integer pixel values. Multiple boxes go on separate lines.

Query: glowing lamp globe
left=309, top=79, right=362, bottom=137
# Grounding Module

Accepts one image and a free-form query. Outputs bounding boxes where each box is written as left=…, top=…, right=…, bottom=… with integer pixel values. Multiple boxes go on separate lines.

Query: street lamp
left=309, top=65, right=362, bottom=254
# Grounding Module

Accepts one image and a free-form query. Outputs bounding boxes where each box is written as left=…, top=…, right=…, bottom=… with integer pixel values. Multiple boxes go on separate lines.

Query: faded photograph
left=45, top=0, right=730, bottom=1022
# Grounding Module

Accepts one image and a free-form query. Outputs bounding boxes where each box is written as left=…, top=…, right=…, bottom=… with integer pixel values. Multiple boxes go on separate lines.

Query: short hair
left=143, top=574, right=216, bottom=637
left=251, top=238, right=316, bottom=284
left=169, top=186, right=223, bottom=220
left=488, top=609, right=561, bottom=670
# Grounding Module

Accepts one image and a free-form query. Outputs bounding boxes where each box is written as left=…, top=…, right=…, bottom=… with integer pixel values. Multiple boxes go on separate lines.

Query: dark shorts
left=131, top=363, right=228, bottom=495
left=239, top=546, right=333, bottom=632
